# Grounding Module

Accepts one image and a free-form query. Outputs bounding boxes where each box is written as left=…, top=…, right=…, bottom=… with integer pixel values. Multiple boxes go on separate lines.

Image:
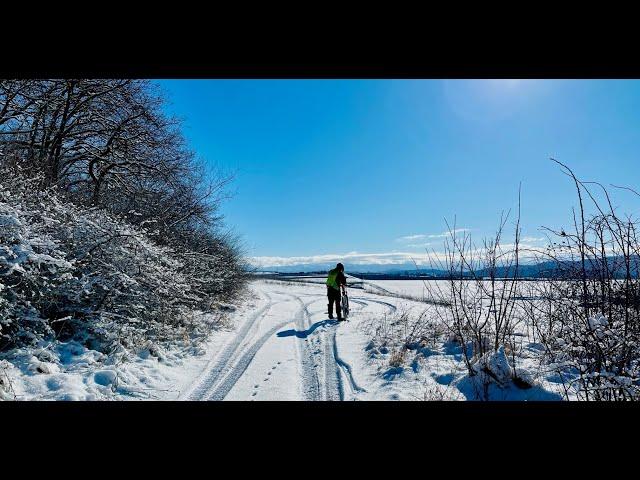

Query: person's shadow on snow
left=277, top=319, right=339, bottom=339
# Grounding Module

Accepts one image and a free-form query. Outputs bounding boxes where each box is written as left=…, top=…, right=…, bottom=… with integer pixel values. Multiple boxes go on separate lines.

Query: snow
left=177, top=280, right=567, bottom=401
left=1, top=279, right=569, bottom=401
left=364, top=280, right=431, bottom=299
left=94, top=369, right=117, bottom=386
left=588, top=314, right=609, bottom=330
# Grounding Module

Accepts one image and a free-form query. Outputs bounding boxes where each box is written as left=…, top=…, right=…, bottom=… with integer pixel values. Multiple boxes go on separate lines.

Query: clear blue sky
left=157, top=80, right=640, bottom=267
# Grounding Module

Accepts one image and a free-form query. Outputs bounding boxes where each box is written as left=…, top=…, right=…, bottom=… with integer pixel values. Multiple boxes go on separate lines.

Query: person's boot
left=328, top=303, right=334, bottom=319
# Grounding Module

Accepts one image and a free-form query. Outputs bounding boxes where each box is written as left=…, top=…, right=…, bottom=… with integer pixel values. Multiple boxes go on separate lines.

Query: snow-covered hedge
left=0, top=171, right=224, bottom=355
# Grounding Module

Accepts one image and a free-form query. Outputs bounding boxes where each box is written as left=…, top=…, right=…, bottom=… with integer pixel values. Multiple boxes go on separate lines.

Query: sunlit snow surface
left=1, top=279, right=567, bottom=401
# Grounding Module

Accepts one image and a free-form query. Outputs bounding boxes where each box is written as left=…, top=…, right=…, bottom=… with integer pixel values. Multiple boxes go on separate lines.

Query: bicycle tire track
left=294, top=295, right=323, bottom=401
left=206, top=319, right=295, bottom=400
left=206, top=294, right=324, bottom=401
left=184, top=292, right=273, bottom=400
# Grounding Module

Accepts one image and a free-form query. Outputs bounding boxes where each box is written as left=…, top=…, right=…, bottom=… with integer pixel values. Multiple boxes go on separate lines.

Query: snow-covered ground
left=1, top=279, right=567, bottom=401
left=181, top=280, right=566, bottom=401
left=0, top=316, right=235, bottom=401
left=364, top=280, right=430, bottom=298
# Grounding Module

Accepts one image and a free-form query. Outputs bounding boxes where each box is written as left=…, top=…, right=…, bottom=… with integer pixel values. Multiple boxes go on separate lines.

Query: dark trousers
left=327, top=286, right=342, bottom=319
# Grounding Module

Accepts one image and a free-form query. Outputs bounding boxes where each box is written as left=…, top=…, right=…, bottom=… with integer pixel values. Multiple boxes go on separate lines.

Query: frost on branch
left=0, top=171, right=227, bottom=356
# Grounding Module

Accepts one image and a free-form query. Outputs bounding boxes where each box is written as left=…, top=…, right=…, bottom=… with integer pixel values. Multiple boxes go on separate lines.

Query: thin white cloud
left=249, top=251, right=441, bottom=268
left=427, top=228, right=471, bottom=238
left=249, top=239, right=548, bottom=269
left=521, top=236, right=545, bottom=244
left=396, top=234, right=428, bottom=242
left=406, top=242, right=432, bottom=248
left=396, top=228, right=470, bottom=243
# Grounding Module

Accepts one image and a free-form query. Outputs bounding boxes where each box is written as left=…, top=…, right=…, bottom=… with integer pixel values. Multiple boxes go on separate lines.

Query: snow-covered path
left=181, top=281, right=395, bottom=401
left=2, top=279, right=565, bottom=401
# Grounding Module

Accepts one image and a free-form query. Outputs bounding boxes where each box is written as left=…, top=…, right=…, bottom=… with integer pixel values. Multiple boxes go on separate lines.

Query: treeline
left=0, top=80, right=246, bottom=354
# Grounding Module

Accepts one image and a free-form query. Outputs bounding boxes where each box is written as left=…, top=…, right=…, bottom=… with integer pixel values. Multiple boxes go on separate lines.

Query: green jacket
left=326, top=268, right=346, bottom=291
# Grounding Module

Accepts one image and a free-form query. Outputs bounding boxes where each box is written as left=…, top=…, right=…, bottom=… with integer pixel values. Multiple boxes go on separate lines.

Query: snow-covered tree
left=0, top=79, right=247, bottom=360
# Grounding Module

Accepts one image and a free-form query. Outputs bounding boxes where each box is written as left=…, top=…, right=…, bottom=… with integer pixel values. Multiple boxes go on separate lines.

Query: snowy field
left=362, top=279, right=547, bottom=301
left=1, top=279, right=567, bottom=401
left=363, top=279, right=431, bottom=299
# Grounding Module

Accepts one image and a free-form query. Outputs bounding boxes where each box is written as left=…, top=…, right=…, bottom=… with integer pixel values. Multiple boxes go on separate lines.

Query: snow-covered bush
left=0, top=80, right=246, bottom=399
left=471, top=346, right=514, bottom=387
left=0, top=360, right=15, bottom=400
left=423, top=211, right=526, bottom=378
left=0, top=170, right=225, bottom=356
left=0, top=80, right=247, bottom=312
left=531, top=278, right=640, bottom=400
left=527, top=161, right=640, bottom=400
left=363, top=306, right=443, bottom=360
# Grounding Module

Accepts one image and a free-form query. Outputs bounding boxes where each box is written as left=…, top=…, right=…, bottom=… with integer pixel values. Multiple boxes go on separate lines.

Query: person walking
left=326, top=262, right=347, bottom=321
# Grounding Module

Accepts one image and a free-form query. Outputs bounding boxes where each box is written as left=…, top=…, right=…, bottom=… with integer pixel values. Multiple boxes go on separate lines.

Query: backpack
left=326, top=268, right=339, bottom=290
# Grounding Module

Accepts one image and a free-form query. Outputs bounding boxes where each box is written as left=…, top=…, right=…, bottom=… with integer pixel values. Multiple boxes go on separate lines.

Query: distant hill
left=254, top=256, right=640, bottom=279
left=251, top=262, right=420, bottom=274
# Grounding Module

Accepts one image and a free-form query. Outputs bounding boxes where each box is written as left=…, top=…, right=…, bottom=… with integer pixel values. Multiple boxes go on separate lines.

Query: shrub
left=0, top=168, right=231, bottom=355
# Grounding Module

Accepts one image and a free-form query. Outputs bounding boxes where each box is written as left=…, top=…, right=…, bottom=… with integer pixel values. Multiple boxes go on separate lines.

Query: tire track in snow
left=349, top=299, right=368, bottom=309
left=187, top=282, right=397, bottom=401
left=273, top=285, right=398, bottom=314
left=204, top=293, right=323, bottom=401
left=331, top=327, right=366, bottom=396
left=351, top=296, right=398, bottom=312
left=321, top=326, right=342, bottom=400
left=293, top=296, right=322, bottom=401
left=319, top=300, right=367, bottom=400
left=183, top=291, right=274, bottom=400
left=289, top=288, right=397, bottom=401
left=297, top=294, right=359, bottom=401
left=294, top=292, right=374, bottom=401
left=337, top=295, right=394, bottom=397
left=206, top=318, right=295, bottom=400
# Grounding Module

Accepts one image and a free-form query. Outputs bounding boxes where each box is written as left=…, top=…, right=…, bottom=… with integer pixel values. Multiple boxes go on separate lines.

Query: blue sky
left=157, top=80, right=640, bottom=268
